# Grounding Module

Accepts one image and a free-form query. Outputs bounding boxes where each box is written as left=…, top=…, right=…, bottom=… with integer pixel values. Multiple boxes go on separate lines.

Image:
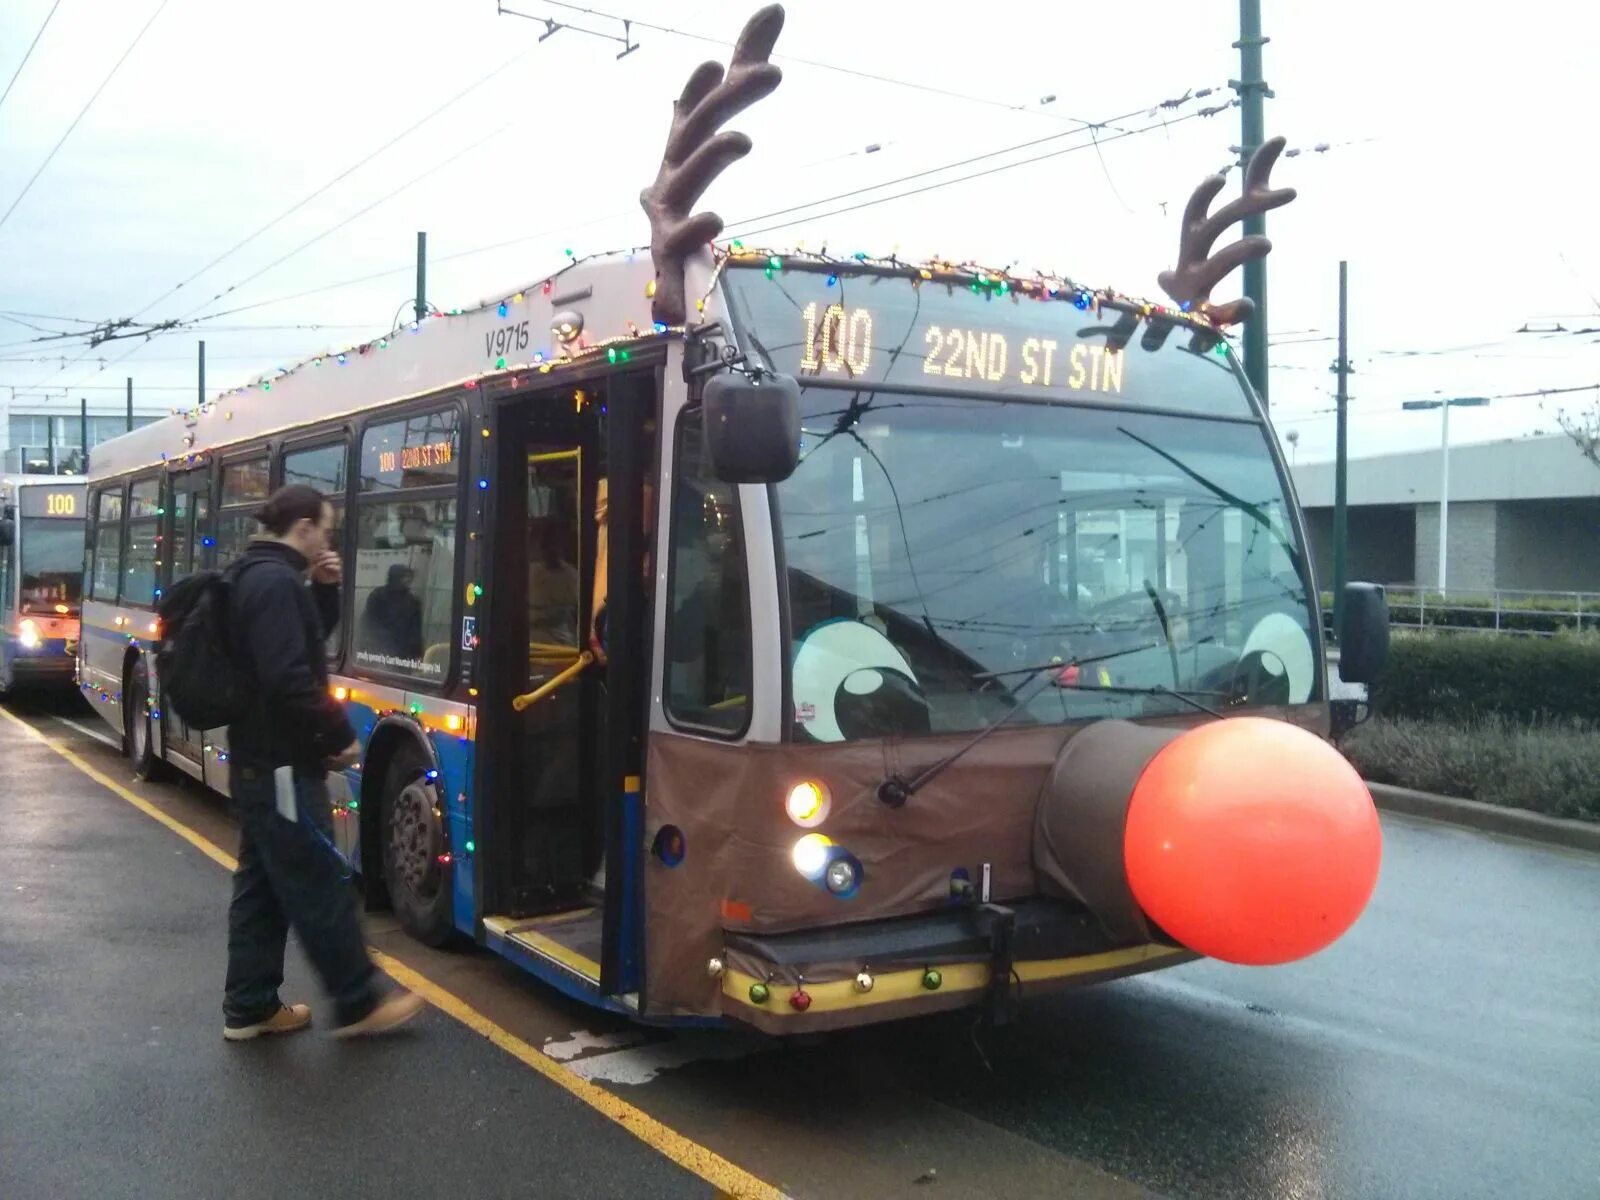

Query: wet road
left=3, top=689, right=1598, bottom=1199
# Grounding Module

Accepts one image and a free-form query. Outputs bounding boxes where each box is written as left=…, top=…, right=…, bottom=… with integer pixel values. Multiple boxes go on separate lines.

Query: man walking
left=221, top=483, right=423, bottom=1040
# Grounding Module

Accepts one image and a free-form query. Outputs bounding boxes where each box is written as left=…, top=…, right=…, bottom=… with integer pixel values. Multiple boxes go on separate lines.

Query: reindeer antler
left=640, top=4, right=784, bottom=325
left=1157, top=135, right=1296, bottom=326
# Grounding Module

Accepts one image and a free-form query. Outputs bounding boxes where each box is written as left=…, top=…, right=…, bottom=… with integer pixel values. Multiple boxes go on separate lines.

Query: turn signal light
left=785, top=780, right=830, bottom=828
left=332, top=686, right=349, bottom=701
left=445, top=714, right=463, bottom=732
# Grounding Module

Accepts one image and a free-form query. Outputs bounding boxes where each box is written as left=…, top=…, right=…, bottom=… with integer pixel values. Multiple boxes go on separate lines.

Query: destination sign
left=721, top=266, right=1252, bottom=417
left=379, top=441, right=454, bottom=475
left=18, top=486, right=85, bottom=518
left=361, top=408, right=461, bottom=493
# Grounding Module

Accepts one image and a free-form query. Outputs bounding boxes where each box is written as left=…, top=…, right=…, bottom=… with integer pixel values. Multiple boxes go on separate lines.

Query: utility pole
left=1331, top=261, right=1351, bottom=637
left=125, top=376, right=133, bottom=432
left=198, top=340, right=206, bottom=412
left=1233, top=0, right=1273, bottom=407
left=416, top=232, right=427, bottom=323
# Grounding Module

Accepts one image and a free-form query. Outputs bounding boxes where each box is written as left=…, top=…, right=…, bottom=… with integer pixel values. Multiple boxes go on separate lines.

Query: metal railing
left=1325, top=587, right=1600, bottom=637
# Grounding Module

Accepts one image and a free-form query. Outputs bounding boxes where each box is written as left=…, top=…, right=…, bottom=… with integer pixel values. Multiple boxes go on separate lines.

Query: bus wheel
left=381, top=745, right=455, bottom=947
left=125, top=658, right=169, bottom=782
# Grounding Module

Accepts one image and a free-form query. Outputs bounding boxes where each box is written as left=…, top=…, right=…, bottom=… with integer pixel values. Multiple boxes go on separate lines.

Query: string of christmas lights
left=153, top=232, right=1234, bottom=436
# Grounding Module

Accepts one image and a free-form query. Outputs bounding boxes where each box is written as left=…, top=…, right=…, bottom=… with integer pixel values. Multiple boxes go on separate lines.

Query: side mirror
left=1338, top=582, right=1390, bottom=685
left=702, top=371, right=801, bottom=484
left=0, top=518, right=13, bottom=547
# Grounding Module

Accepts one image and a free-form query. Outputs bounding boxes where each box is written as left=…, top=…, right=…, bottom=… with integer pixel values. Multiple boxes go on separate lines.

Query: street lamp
left=1400, top=395, right=1491, bottom=593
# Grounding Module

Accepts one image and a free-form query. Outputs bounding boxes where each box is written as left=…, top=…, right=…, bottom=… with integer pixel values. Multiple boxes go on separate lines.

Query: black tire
left=125, top=658, right=169, bottom=782
left=380, top=744, right=455, bottom=947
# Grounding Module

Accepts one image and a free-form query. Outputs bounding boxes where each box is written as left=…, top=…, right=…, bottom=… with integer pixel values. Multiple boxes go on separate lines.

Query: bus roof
left=87, top=251, right=671, bottom=480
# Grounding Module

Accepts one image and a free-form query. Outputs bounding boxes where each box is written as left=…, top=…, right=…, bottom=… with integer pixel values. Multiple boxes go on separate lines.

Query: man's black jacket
left=225, top=540, right=356, bottom=775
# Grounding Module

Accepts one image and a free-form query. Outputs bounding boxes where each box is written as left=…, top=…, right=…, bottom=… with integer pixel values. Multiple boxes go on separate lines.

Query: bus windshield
left=773, top=394, right=1317, bottom=742
left=19, top=518, right=84, bottom=615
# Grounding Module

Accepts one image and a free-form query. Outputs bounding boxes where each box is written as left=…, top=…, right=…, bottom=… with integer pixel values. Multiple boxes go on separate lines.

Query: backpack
left=154, top=564, right=254, bottom=731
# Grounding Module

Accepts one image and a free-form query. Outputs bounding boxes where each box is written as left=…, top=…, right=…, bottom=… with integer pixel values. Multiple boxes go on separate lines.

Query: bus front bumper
left=6, top=638, right=78, bottom=681
left=716, top=897, right=1195, bottom=1034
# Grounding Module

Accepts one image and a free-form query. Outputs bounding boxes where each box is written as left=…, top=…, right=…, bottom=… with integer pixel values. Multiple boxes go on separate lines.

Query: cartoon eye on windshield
left=792, top=619, right=928, bottom=742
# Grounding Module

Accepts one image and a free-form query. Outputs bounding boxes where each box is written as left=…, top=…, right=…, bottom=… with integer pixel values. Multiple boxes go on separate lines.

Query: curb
left=1367, top=782, right=1600, bottom=854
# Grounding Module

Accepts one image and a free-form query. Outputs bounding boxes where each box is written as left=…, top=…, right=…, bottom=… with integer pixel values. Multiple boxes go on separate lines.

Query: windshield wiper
left=1143, top=581, right=1183, bottom=690
left=878, top=641, right=1169, bottom=807
left=973, top=642, right=1157, bottom=684
left=1051, top=680, right=1232, bottom=718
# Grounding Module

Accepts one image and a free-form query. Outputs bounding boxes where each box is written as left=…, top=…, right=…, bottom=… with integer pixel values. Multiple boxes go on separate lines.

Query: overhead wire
left=0, top=0, right=172, bottom=235
left=35, top=95, right=1227, bottom=397
left=125, top=38, right=548, bottom=321
left=720, top=92, right=1223, bottom=236
left=38, top=118, right=513, bottom=392
left=725, top=107, right=1226, bottom=242
left=1279, top=381, right=1600, bottom=424
left=0, top=0, right=63, bottom=116
left=170, top=121, right=515, bottom=323
left=141, top=80, right=1230, bottom=336
left=516, top=0, right=1123, bottom=130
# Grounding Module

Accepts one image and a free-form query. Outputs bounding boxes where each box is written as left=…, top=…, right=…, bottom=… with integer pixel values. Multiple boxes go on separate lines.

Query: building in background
left=1291, top=434, right=1600, bottom=594
left=1, top=394, right=166, bottom=475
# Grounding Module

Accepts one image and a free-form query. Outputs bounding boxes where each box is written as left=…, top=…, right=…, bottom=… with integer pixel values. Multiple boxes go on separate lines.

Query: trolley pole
left=1233, top=0, right=1273, bottom=407
left=198, top=340, right=206, bottom=412
left=126, top=377, right=133, bottom=432
left=79, top=397, right=89, bottom=474
left=1331, top=261, right=1351, bottom=638
left=416, top=232, right=427, bottom=323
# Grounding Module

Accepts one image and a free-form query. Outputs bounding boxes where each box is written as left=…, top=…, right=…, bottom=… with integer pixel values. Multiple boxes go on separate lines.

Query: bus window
left=216, top=457, right=268, bottom=565
left=169, top=490, right=191, bottom=582
left=285, top=440, right=349, bottom=659
left=89, top=487, right=123, bottom=600
left=223, top=458, right=270, bottom=505
left=352, top=410, right=459, bottom=683
left=351, top=499, right=456, bottom=682
left=663, top=408, right=751, bottom=735
left=121, top=478, right=161, bottom=607
left=19, top=520, right=80, bottom=614
left=283, top=441, right=347, bottom=495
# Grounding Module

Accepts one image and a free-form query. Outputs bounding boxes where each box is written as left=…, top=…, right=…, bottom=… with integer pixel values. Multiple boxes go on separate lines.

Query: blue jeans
left=224, top=766, right=379, bottom=1028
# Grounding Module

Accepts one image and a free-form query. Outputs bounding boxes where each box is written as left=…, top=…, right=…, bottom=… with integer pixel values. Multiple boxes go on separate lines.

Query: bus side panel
left=78, top=596, right=128, bottom=738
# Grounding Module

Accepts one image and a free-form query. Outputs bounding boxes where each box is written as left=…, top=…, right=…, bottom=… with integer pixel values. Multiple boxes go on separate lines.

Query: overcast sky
left=2, top=0, right=1597, bottom=463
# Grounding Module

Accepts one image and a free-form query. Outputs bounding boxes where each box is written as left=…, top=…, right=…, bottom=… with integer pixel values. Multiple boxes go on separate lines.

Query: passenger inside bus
left=361, top=564, right=424, bottom=660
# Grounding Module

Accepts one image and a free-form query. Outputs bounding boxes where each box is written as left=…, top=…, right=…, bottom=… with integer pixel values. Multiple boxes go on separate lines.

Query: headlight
left=791, top=833, right=832, bottom=879
left=784, top=780, right=830, bottom=827
left=17, top=620, right=41, bottom=649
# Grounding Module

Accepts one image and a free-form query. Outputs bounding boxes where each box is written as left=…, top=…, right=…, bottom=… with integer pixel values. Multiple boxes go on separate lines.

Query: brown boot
left=331, top=991, right=425, bottom=1039
left=223, top=1002, right=313, bottom=1042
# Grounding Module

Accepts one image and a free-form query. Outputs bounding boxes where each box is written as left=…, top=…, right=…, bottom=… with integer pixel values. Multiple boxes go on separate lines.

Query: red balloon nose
left=1123, top=717, right=1381, bottom=966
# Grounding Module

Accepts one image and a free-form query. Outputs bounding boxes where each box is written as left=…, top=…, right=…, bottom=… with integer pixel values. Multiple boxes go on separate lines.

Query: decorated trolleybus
left=0, top=474, right=86, bottom=694
left=78, top=5, right=1390, bottom=1034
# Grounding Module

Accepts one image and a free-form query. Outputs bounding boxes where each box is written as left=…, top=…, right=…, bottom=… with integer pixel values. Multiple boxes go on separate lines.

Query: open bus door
left=160, top=467, right=214, bottom=771
left=479, top=370, right=655, bottom=999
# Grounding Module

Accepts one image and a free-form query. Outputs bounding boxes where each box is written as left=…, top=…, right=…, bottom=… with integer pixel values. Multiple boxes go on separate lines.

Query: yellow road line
left=1, top=707, right=237, bottom=871
left=2, top=706, right=786, bottom=1200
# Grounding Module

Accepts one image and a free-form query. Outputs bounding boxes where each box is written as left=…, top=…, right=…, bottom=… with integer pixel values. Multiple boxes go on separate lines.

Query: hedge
left=1343, top=715, right=1600, bottom=822
left=1371, top=632, right=1600, bottom=725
